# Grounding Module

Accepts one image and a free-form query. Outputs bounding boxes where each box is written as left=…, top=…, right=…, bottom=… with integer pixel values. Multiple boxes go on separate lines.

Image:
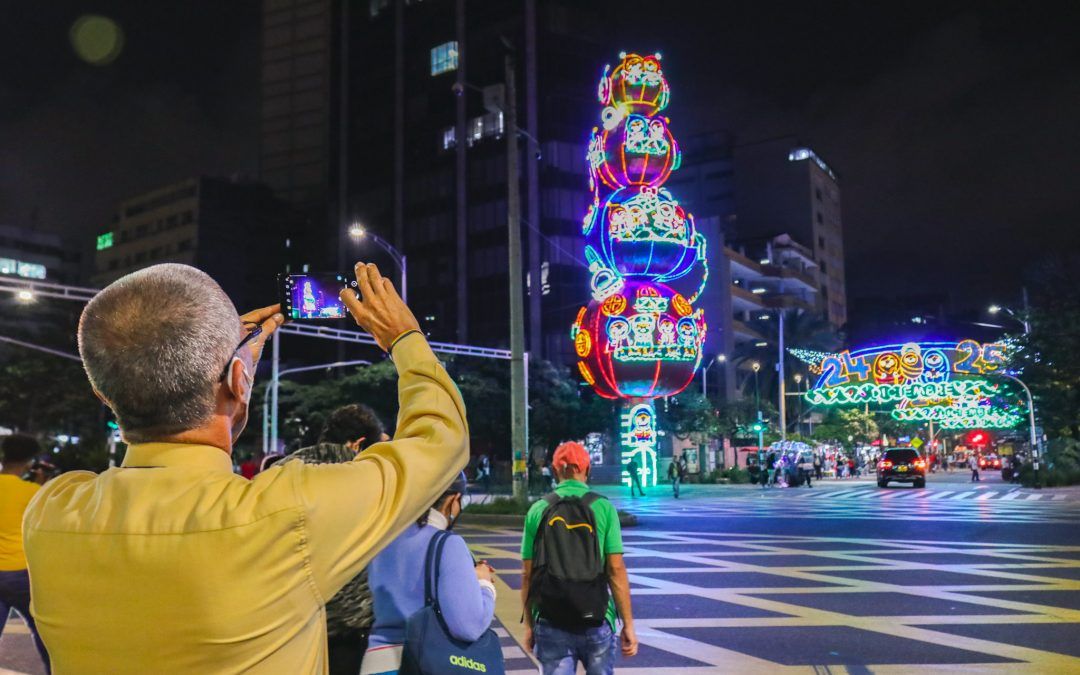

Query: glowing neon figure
left=301, top=281, right=317, bottom=316
left=574, top=52, right=707, bottom=488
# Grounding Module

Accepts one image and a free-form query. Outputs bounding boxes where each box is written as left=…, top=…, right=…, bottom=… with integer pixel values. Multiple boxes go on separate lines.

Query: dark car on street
left=877, top=448, right=926, bottom=488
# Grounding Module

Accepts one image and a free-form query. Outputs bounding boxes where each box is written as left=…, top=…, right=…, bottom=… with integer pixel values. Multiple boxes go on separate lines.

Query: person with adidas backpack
left=521, top=442, right=638, bottom=674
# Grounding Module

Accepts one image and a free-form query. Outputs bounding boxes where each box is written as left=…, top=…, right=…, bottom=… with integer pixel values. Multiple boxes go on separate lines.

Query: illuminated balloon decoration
left=791, top=340, right=1022, bottom=430
left=573, top=52, right=709, bottom=488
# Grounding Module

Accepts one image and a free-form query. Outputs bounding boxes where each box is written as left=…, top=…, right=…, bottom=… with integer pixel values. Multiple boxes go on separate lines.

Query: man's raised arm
left=291, top=263, right=469, bottom=598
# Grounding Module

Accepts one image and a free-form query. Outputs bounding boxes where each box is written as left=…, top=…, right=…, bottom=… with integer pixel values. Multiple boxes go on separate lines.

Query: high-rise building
left=92, top=177, right=298, bottom=308
left=0, top=224, right=78, bottom=285
left=260, top=0, right=607, bottom=360
left=734, top=138, right=847, bottom=327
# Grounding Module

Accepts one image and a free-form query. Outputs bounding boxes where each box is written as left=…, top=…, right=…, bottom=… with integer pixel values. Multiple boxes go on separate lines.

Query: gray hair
left=78, top=264, right=241, bottom=442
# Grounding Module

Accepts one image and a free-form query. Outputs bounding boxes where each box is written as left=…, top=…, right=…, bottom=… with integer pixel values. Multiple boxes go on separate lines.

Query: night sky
left=3, top=1, right=1078, bottom=317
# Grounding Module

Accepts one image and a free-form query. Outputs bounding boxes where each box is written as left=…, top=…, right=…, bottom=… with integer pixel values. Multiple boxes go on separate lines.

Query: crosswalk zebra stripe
left=952, top=492, right=979, bottom=499
left=927, top=491, right=955, bottom=500
left=976, top=492, right=995, bottom=500
left=1001, top=491, right=1022, bottom=500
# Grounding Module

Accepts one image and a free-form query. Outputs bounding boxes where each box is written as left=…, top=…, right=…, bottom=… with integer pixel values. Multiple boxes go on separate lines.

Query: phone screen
left=280, top=273, right=351, bottom=321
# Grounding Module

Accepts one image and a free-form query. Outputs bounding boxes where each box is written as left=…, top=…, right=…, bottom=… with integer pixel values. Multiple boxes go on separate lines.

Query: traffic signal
left=966, top=430, right=987, bottom=446
left=750, top=421, right=767, bottom=433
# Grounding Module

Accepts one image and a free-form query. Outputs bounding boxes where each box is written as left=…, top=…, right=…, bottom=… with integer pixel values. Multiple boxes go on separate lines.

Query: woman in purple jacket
left=362, top=472, right=496, bottom=674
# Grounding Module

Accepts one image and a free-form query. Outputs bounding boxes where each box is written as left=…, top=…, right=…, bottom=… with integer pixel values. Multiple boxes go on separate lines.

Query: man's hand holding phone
left=339, top=262, right=421, bottom=352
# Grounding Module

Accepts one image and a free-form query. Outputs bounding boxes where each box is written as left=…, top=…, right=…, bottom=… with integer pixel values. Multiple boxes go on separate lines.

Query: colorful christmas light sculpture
left=572, top=52, right=708, bottom=488
left=792, top=339, right=1023, bottom=430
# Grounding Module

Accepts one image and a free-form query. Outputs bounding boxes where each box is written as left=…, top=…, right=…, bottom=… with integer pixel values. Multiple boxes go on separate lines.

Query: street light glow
left=717, top=354, right=726, bottom=363
left=988, top=304, right=1001, bottom=314
left=16, top=290, right=34, bottom=303
left=794, top=373, right=803, bottom=383
left=752, top=361, right=761, bottom=372
left=348, top=223, right=365, bottom=238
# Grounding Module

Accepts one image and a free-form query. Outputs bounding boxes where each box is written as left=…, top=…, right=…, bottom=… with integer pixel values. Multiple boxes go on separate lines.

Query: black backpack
left=527, top=492, right=610, bottom=629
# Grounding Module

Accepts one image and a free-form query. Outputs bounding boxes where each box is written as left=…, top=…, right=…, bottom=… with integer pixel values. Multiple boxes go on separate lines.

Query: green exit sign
left=96, top=232, right=114, bottom=250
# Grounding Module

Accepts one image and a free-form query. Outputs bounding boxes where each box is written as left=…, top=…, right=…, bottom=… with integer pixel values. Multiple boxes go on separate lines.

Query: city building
left=259, top=0, right=607, bottom=360
left=0, top=224, right=79, bottom=285
left=734, top=137, right=847, bottom=327
left=700, top=233, right=822, bottom=399
left=92, top=177, right=299, bottom=308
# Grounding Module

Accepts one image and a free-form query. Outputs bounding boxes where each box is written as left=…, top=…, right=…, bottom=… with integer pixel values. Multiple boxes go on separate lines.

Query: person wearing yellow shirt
left=23, top=262, right=469, bottom=674
left=0, top=434, right=50, bottom=673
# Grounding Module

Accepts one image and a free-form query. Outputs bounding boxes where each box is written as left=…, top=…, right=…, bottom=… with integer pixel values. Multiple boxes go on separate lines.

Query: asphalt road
left=3, top=471, right=1078, bottom=674
left=464, top=470, right=1080, bottom=674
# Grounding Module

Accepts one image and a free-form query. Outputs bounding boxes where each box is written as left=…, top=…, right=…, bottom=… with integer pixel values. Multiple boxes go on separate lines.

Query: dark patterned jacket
left=283, top=442, right=375, bottom=635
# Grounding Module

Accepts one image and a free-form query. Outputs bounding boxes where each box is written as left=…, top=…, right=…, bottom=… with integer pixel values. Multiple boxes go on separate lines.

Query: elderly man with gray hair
left=23, top=262, right=469, bottom=674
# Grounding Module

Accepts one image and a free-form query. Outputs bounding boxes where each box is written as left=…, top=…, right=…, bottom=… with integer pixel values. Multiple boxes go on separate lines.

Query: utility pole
left=506, top=51, right=528, bottom=500
left=778, top=310, right=786, bottom=441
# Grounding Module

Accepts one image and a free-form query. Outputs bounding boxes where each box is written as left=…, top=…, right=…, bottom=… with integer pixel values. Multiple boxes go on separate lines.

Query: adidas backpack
left=527, top=492, right=610, bottom=629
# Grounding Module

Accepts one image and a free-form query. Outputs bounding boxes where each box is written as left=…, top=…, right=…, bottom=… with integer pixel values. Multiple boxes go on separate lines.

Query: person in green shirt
left=520, top=442, right=637, bottom=675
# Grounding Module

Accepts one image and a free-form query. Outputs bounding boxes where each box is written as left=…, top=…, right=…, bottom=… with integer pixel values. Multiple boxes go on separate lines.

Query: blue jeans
left=0, top=569, right=51, bottom=673
left=534, top=621, right=616, bottom=675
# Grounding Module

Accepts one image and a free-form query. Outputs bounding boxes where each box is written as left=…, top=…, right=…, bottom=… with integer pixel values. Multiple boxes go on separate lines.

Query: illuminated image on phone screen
left=284, top=274, right=347, bottom=320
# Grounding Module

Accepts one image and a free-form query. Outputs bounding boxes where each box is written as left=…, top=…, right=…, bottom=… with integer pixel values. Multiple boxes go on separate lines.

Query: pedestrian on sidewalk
left=813, top=452, right=823, bottom=481
left=969, top=454, right=981, bottom=482
left=476, top=453, right=492, bottom=495
left=668, top=455, right=687, bottom=498
left=0, top=434, right=51, bottom=674
left=522, top=442, right=638, bottom=675
left=363, top=472, right=500, bottom=674
left=282, top=403, right=389, bottom=675
left=766, top=450, right=778, bottom=487
left=23, top=262, right=470, bottom=673
left=625, top=457, right=646, bottom=497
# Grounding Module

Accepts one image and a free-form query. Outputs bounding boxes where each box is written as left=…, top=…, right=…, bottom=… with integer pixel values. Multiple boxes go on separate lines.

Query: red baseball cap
left=552, top=441, right=591, bottom=472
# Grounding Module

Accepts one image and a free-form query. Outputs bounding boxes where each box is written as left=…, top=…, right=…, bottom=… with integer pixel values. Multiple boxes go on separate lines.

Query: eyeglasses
left=218, top=322, right=262, bottom=383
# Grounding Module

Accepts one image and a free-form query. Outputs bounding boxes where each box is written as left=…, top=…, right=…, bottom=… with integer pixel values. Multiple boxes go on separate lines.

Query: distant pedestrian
left=522, top=442, right=638, bottom=674
left=813, top=453, right=823, bottom=481
left=766, top=451, right=777, bottom=487
left=0, top=435, right=51, bottom=674
left=969, top=454, right=981, bottom=482
left=668, top=456, right=687, bottom=498
left=476, top=453, right=492, bottom=495
left=626, top=457, right=645, bottom=497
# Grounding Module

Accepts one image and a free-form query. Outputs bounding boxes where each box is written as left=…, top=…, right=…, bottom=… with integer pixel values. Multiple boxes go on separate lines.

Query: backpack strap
left=580, top=491, right=606, bottom=508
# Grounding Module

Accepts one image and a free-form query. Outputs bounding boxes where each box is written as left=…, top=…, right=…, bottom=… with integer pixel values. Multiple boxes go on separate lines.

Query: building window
left=16, top=262, right=46, bottom=279
left=96, top=232, right=114, bottom=250
left=820, top=260, right=828, bottom=273
left=815, top=188, right=822, bottom=201
left=0, top=258, right=16, bottom=275
left=430, top=41, right=459, bottom=76
left=816, top=211, right=823, bottom=224
left=441, top=126, right=456, bottom=150
left=818, top=235, right=825, bottom=249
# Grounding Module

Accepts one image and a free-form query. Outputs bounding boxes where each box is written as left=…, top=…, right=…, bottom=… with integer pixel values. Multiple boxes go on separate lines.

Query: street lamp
left=15, top=290, right=34, bottom=303
left=751, top=360, right=761, bottom=414
left=348, top=223, right=407, bottom=304
left=988, top=303, right=1030, bottom=334
left=701, top=354, right=726, bottom=396
left=794, top=373, right=804, bottom=437
left=996, top=372, right=1041, bottom=488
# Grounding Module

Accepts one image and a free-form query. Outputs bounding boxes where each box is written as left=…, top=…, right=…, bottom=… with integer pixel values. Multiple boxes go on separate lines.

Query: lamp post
left=996, top=372, right=1041, bottom=488
left=794, top=373, right=804, bottom=437
left=349, top=223, right=407, bottom=304
left=702, top=354, right=726, bottom=396
left=988, top=302, right=1030, bottom=334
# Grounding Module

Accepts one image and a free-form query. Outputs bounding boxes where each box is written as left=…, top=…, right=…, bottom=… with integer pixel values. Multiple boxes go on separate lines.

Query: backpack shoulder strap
left=580, top=491, right=606, bottom=508
left=543, top=492, right=562, bottom=507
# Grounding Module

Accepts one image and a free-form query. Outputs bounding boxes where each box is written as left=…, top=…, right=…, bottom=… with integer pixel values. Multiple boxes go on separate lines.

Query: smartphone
left=278, top=273, right=355, bottom=321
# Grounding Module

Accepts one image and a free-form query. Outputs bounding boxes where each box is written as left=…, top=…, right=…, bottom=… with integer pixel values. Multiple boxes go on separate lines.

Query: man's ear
left=226, top=358, right=247, bottom=402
